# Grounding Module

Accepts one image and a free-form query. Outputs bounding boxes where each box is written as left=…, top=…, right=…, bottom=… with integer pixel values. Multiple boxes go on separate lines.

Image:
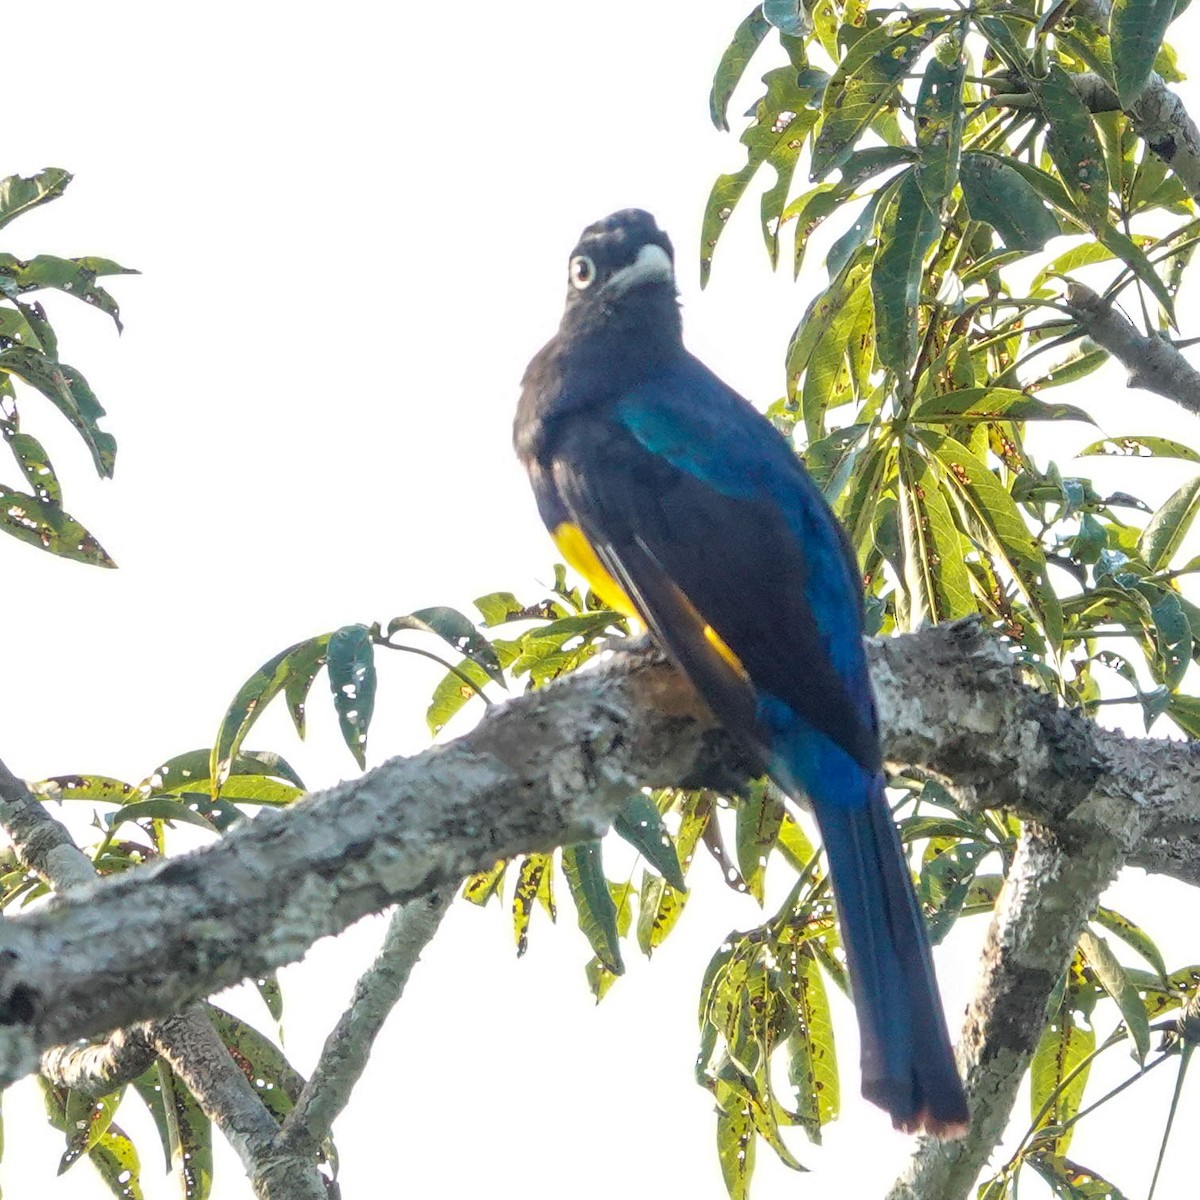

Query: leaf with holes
left=210, top=635, right=332, bottom=790
left=388, top=606, right=505, bottom=687
left=0, top=346, right=115, bottom=476
left=959, top=154, right=1061, bottom=251
left=734, top=779, right=784, bottom=903
left=811, top=14, right=953, bottom=179
left=0, top=483, right=114, bottom=566
left=1030, top=987, right=1095, bottom=1157
left=914, top=35, right=966, bottom=210
left=909, top=387, right=1092, bottom=426
left=1080, top=435, right=1200, bottom=463
left=702, top=67, right=823, bottom=283
left=0, top=252, right=135, bottom=331
left=614, top=792, right=687, bottom=891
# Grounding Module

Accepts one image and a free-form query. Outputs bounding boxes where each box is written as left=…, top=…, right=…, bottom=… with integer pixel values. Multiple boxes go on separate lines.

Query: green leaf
left=32, top=774, right=137, bottom=804
left=762, top=0, right=808, bottom=36
left=709, top=7, right=772, bottom=131
left=801, top=277, right=871, bottom=442
left=0, top=168, right=72, bottom=231
left=702, top=68, right=822, bottom=283
left=463, top=859, right=506, bottom=906
left=917, top=429, right=1063, bottom=645
left=614, top=793, right=687, bottom=891
left=1031, top=64, right=1109, bottom=224
left=1111, top=0, right=1177, bottom=106
left=206, top=1004, right=306, bottom=1124
left=637, top=871, right=686, bottom=956
left=0, top=347, right=115, bottom=476
left=4, top=429, right=61, bottom=505
left=914, top=36, right=966, bottom=210
left=1139, top=476, right=1200, bottom=570
left=734, top=779, right=784, bottom=903
left=1078, top=928, right=1150, bottom=1061
left=562, top=841, right=624, bottom=974
left=60, top=1086, right=122, bottom=1170
left=872, top=171, right=939, bottom=375
left=155, top=1062, right=213, bottom=1200
left=387, top=606, right=505, bottom=686
left=898, top=441, right=975, bottom=626
left=425, top=637, right=521, bottom=734
left=1098, top=221, right=1176, bottom=322
left=1093, top=906, right=1168, bottom=979
left=0, top=253, right=135, bottom=332
left=811, top=14, right=953, bottom=179
left=1030, top=990, right=1095, bottom=1157
left=281, top=634, right=331, bottom=738
left=1026, top=1153, right=1130, bottom=1200
left=86, top=1122, right=145, bottom=1200
left=103, top=796, right=219, bottom=835
left=959, top=153, right=1061, bottom=251
left=512, top=852, right=554, bottom=956
left=327, top=624, right=376, bottom=767
left=909, top=387, right=1093, bottom=426
left=1080, top=435, right=1200, bottom=463
left=715, top=1083, right=757, bottom=1200
left=782, top=942, right=839, bottom=1138
left=0, top=483, right=114, bottom=566
left=210, top=635, right=332, bottom=790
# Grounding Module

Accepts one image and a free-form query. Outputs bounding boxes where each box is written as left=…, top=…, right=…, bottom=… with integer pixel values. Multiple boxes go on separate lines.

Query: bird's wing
left=550, top=355, right=879, bottom=773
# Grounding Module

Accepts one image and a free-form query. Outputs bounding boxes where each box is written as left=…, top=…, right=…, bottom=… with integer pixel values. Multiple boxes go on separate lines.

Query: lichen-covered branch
left=887, top=823, right=1124, bottom=1200
left=1066, top=283, right=1200, bottom=413
left=0, top=622, right=1196, bottom=1094
left=1, top=756, right=329, bottom=1200
left=278, top=889, right=453, bottom=1159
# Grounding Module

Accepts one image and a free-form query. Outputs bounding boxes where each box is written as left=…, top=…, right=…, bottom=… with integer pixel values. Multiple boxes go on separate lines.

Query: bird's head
left=564, top=209, right=676, bottom=306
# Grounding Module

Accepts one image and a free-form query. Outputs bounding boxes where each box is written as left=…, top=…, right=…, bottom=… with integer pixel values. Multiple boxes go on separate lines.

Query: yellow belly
left=551, top=521, right=746, bottom=676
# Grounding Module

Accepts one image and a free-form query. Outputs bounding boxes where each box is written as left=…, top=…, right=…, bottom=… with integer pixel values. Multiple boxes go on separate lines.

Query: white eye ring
left=569, top=255, right=596, bottom=289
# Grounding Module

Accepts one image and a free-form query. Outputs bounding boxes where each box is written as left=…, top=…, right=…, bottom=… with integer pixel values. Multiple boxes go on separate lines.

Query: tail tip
left=894, top=1110, right=970, bottom=1139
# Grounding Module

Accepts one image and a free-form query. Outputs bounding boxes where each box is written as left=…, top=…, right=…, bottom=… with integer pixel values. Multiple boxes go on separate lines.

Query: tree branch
left=278, top=889, right=453, bottom=1159
left=1, top=755, right=329, bottom=1198
left=1065, top=282, right=1200, bottom=413
left=0, top=622, right=1195, bottom=1128
left=887, top=822, right=1124, bottom=1199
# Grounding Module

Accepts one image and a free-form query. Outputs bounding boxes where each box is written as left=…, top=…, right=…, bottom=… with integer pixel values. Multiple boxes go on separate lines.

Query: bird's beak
left=602, top=243, right=675, bottom=296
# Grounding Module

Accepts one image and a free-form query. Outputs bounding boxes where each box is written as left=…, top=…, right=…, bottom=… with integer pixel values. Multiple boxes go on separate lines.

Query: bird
left=514, top=208, right=968, bottom=1136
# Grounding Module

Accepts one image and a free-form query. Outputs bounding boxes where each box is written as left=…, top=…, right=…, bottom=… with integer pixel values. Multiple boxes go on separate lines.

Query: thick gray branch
left=1066, top=282, right=1200, bottom=413
left=0, top=621, right=1195, bottom=1100
left=278, top=889, right=453, bottom=1158
left=1, top=757, right=328, bottom=1199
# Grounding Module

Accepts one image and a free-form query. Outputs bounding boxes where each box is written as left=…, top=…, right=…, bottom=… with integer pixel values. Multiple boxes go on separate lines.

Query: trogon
left=514, top=209, right=968, bottom=1135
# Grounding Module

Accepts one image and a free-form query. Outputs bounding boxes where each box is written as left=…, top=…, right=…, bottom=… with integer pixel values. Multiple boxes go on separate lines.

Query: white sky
left=1, top=2, right=1199, bottom=1197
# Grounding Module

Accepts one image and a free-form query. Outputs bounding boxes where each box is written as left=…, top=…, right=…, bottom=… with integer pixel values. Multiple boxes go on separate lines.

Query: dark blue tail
left=813, top=773, right=968, bottom=1133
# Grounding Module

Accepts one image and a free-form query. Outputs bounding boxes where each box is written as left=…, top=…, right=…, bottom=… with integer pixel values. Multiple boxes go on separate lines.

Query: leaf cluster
left=0, top=168, right=134, bottom=567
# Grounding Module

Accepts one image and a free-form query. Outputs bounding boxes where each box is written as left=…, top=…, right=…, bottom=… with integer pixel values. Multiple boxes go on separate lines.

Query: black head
left=564, top=209, right=676, bottom=305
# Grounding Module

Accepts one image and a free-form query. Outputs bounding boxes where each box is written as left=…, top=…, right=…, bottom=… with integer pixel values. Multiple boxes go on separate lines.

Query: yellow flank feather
left=553, top=522, right=638, bottom=615
left=551, top=521, right=746, bottom=676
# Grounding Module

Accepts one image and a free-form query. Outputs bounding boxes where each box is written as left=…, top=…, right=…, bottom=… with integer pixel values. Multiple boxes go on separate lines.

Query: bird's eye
left=569, top=255, right=596, bottom=289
